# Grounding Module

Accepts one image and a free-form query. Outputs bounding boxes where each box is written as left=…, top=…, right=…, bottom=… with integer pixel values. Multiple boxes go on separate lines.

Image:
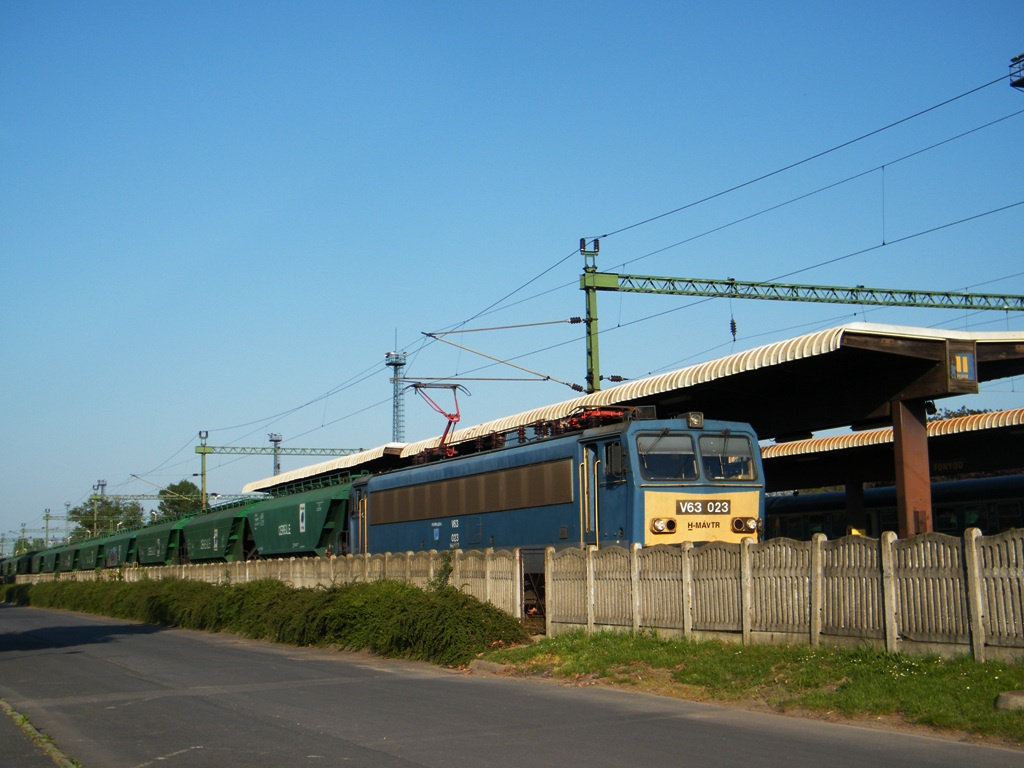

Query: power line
left=593, top=74, right=1009, bottom=240
left=616, top=109, right=1024, bottom=274
left=770, top=199, right=1024, bottom=282
left=177, top=74, right=1017, bottom=450
left=464, top=107, right=1024, bottom=326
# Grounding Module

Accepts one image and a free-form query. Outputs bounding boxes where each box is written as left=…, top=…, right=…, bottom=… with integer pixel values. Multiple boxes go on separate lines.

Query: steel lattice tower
left=385, top=351, right=407, bottom=442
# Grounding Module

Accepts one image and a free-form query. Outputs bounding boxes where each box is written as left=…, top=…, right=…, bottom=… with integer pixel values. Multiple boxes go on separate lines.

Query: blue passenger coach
left=349, top=411, right=764, bottom=567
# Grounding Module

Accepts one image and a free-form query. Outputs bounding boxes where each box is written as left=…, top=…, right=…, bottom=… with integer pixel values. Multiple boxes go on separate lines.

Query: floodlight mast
left=386, top=350, right=408, bottom=442
left=1011, top=53, right=1024, bottom=90
left=269, top=433, right=283, bottom=476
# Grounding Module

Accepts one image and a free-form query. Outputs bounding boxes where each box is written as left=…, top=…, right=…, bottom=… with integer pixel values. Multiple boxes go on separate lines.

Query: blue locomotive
left=349, top=409, right=764, bottom=569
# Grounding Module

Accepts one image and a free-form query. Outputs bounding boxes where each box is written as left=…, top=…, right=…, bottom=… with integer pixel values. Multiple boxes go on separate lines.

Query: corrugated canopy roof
left=762, top=408, right=1024, bottom=459
left=244, top=443, right=405, bottom=493
left=244, top=323, right=1024, bottom=493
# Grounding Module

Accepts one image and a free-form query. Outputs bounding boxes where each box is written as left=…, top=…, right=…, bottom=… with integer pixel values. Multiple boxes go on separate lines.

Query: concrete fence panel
left=690, top=541, right=742, bottom=633
left=456, top=549, right=485, bottom=593
left=891, top=532, right=970, bottom=649
left=407, top=551, right=435, bottom=589
left=593, top=546, right=631, bottom=630
left=749, top=537, right=811, bottom=639
left=636, top=545, right=685, bottom=632
left=820, top=535, right=885, bottom=642
left=546, top=547, right=588, bottom=636
left=488, top=548, right=522, bottom=620
left=974, top=528, right=1024, bottom=652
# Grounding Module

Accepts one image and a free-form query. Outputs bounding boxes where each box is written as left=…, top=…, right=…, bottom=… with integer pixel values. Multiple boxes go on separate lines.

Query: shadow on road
left=0, top=606, right=165, bottom=654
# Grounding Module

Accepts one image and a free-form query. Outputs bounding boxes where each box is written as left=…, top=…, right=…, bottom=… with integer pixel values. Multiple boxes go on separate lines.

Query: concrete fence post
left=586, top=545, right=596, bottom=635
left=544, top=547, right=555, bottom=637
left=630, top=543, right=641, bottom=633
left=880, top=531, right=899, bottom=654
left=810, top=533, right=825, bottom=647
left=513, top=548, right=523, bottom=620
left=741, top=538, right=753, bottom=646
left=483, top=548, right=493, bottom=604
left=681, top=541, right=693, bottom=639
left=962, top=528, right=986, bottom=662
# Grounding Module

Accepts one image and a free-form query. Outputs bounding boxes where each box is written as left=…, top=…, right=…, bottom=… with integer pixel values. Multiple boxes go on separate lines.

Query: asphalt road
left=0, top=603, right=1020, bottom=768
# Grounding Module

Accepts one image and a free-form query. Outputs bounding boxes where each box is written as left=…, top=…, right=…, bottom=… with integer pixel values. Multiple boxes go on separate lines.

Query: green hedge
left=1, top=579, right=527, bottom=667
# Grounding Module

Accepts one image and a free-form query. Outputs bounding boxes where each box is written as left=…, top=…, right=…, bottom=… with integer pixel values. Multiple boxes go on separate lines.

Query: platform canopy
left=762, top=408, right=1024, bottom=492
left=379, top=323, right=1021, bottom=451
left=247, top=323, right=1024, bottom=535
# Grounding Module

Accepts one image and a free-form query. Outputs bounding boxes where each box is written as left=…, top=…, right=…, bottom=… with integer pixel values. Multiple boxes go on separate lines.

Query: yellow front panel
left=643, top=489, right=761, bottom=546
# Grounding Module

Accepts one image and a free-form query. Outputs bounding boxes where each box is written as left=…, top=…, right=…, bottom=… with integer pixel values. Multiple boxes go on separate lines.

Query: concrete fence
left=21, top=549, right=523, bottom=621
left=151, top=548, right=523, bottom=620
left=544, top=528, right=1024, bottom=662
left=16, top=528, right=1024, bottom=661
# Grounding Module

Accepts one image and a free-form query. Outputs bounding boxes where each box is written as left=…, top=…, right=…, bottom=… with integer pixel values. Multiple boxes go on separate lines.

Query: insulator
left=594, top=238, right=599, bottom=252
left=730, top=317, right=737, bottom=340
left=580, top=237, right=587, bottom=253
left=569, top=316, right=583, bottom=324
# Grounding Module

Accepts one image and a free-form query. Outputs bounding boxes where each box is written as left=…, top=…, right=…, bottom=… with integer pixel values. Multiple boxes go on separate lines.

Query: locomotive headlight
left=731, top=517, right=760, bottom=534
left=650, top=518, right=677, bottom=534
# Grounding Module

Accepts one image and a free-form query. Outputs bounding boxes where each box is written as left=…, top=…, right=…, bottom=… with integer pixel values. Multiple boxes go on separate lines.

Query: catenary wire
left=186, top=74, right=1018, bottom=452
left=592, top=74, right=1009, bottom=240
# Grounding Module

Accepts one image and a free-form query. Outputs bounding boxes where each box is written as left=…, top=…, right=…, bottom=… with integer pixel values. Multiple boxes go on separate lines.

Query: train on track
left=2, top=408, right=765, bottom=582
left=764, top=473, right=1024, bottom=540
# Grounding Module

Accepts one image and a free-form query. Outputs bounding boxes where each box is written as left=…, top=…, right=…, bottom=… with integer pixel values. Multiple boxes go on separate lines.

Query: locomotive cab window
left=698, top=433, right=757, bottom=481
left=636, top=432, right=698, bottom=481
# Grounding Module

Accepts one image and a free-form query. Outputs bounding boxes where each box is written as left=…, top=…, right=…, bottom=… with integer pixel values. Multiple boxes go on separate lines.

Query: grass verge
left=483, top=630, right=1024, bottom=746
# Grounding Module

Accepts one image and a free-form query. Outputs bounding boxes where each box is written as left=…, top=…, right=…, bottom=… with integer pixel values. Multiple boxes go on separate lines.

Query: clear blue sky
left=2, top=2, right=1022, bottom=546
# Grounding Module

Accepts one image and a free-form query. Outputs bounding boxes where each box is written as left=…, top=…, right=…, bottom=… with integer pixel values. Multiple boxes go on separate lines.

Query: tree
left=928, top=405, right=993, bottom=422
left=67, top=497, right=144, bottom=540
left=157, top=479, right=203, bottom=519
left=13, top=536, right=44, bottom=555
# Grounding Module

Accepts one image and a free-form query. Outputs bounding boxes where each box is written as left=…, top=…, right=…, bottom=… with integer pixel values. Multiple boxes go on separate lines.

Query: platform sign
left=950, top=352, right=975, bottom=382
left=946, top=342, right=978, bottom=394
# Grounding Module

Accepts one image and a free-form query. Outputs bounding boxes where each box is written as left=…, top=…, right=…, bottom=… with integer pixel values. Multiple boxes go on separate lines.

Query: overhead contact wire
left=594, top=74, right=1009, bottom=240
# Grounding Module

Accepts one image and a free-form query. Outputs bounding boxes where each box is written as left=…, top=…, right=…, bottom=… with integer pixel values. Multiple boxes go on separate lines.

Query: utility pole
left=580, top=238, right=608, bottom=393
left=92, top=479, right=106, bottom=536
left=1011, top=53, right=1024, bottom=90
left=196, top=431, right=210, bottom=509
left=44, top=508, right=51, bottom=547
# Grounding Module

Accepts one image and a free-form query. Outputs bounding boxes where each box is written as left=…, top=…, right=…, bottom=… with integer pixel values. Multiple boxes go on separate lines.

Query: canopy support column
left=892, top=399, right=932, bottom=537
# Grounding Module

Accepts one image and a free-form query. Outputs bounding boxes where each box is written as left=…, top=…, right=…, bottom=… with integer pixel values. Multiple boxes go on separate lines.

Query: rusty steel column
left=892, top=399, right=932, bottom=537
